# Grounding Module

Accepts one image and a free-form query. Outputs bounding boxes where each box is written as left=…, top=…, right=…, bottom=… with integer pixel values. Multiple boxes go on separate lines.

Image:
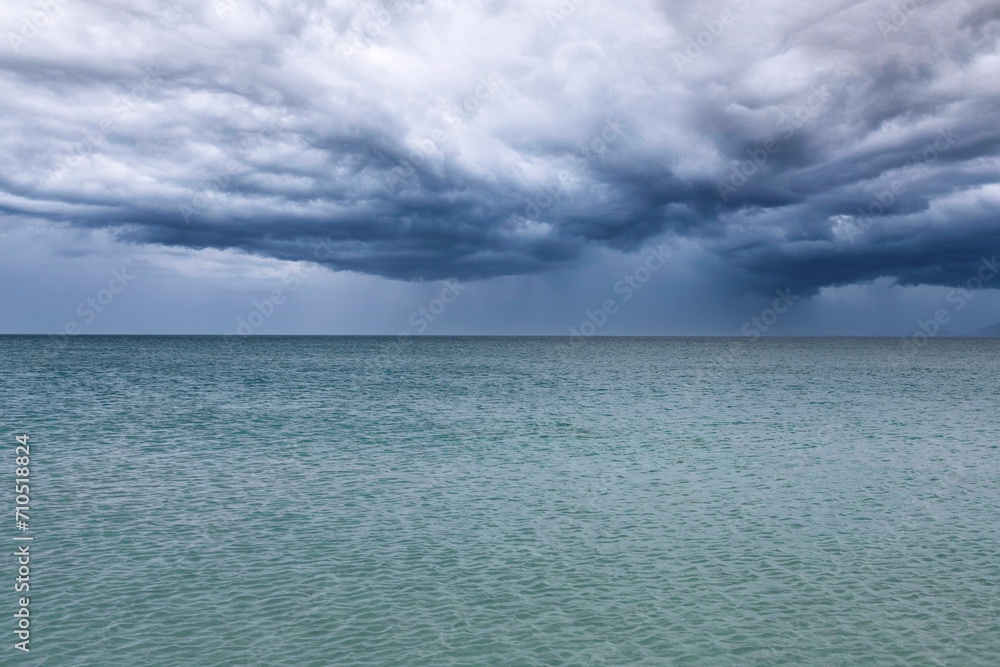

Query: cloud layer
left=2, top=0, right=999, bottom=293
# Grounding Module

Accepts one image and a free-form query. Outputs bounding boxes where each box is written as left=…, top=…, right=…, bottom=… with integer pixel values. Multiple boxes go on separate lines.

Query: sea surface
left=2, top=336, right=999, bottom=665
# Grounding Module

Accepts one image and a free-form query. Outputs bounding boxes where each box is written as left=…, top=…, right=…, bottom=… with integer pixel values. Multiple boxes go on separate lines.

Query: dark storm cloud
left=1, top=0, right=998, bottom=290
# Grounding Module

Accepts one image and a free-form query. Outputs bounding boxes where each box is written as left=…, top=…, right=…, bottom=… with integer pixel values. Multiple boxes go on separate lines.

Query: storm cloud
left=2, top=0, right=999, bottom=293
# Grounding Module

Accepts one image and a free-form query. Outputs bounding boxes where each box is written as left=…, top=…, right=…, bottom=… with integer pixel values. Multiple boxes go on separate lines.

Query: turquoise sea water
left=3, top=336, right=999, bottom=665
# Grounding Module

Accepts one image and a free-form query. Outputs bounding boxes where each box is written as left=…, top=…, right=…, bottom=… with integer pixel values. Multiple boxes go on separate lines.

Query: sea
left=2, top=335, right=999, bottom=665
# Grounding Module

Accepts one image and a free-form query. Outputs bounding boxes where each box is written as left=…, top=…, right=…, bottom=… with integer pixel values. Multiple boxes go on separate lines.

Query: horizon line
left=2, top=333, right=998, bottom=339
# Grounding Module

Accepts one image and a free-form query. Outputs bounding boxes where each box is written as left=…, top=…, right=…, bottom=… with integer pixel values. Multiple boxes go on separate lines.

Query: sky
left=1, top=0, right=999, bottom=336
